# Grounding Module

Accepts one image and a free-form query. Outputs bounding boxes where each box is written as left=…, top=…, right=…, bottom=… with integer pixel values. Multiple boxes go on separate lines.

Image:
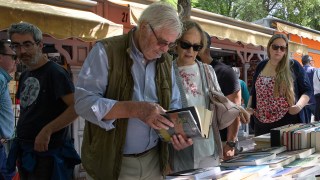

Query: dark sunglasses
left=179, top=41, right=203, bottom=51
left=271, top=44, right=287, bottom=52
left=0, top=53, right=17, bottom=60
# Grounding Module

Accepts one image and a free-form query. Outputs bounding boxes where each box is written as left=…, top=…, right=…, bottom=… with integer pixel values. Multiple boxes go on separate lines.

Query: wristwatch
left=226, top=141, right=237, bottom=148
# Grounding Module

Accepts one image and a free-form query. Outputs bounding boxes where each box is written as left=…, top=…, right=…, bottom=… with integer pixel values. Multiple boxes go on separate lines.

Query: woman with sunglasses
left=170, top=20, right=224, bottom=172
left=247, top=34, right=312, bottom=136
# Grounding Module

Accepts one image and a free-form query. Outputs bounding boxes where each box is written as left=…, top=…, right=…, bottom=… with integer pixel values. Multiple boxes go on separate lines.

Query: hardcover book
left=156, top=106, right=212, bottom=142
left=220, top=152, right=276, bottom=167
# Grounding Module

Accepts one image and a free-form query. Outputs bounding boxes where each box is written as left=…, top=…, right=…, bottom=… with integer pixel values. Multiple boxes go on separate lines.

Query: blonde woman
left=247, top=34, right=312, bottom=136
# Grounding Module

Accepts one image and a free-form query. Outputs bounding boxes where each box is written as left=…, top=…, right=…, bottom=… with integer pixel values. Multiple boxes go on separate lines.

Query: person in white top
left=313, top=68, right=320, bottom=121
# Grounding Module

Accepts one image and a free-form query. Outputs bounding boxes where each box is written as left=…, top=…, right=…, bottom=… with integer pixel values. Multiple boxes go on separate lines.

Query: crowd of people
left=0, top=1, right=319, bottom=180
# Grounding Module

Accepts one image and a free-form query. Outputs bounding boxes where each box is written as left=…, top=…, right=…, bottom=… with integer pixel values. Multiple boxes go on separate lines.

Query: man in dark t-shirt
left=8, top=22, right=80, bottom=179
left=198, top=32, right=241, bottom=160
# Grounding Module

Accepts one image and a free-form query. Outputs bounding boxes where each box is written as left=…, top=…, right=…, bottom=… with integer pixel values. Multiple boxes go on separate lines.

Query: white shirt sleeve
left=74, top=42, right=116, bottom=131
left=314, top=69, right=320, bottom=95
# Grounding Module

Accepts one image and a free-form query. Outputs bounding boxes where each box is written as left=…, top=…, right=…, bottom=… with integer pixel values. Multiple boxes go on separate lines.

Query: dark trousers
left=315, top=94, right=320, bottom=121
left=18, top=156, right=53, bottom=180
left=0, top=145, right=15, bottom=180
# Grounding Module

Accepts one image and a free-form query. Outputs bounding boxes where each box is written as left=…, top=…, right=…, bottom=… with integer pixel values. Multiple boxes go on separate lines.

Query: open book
left=156, top=106, right=213, bottom=142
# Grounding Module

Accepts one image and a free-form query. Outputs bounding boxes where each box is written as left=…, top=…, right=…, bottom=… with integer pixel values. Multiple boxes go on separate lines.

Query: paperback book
left=220, top=152, right=276, bottom=167
left=277, top=147, right=315, bottom=159
left=238, top=146, right=286, bottom=155
left=165, top=167, right=221, bottom=180
left=261, top=155, right=296, bottom=168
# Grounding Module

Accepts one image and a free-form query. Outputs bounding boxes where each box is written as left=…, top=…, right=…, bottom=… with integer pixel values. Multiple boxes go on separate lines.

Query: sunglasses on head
left=271, top=44, right=287, bottom=52
left=179, top=41, right=203, bottom=51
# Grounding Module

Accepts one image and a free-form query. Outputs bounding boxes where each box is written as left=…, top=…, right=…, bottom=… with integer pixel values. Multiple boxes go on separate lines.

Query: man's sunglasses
left=271, top=44, right=287, bottom=52
left=179, top=41, right=203, bottom=51
left=0, top=53, right=17, bottom=60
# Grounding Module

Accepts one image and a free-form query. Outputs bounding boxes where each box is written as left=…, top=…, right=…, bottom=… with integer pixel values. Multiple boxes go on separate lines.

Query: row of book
left=166, top=146, right=320, bottom=179
left=270, top=121, right=320, bottom=151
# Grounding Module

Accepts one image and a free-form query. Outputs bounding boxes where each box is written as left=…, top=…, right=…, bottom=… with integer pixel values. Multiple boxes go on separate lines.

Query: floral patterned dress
left=253, top=75, right=290, bottom=123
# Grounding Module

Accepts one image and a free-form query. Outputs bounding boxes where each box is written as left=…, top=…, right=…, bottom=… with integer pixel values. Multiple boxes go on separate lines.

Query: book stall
left=166, top=122, right=320, bottom=179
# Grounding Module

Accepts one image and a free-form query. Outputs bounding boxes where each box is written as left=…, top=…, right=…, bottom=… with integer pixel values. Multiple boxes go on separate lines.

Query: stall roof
left=255, top=17, right=320, bottom=42
left=0, top=0, right=123, bottom=42
left=108, top=0, right=308, bottom=54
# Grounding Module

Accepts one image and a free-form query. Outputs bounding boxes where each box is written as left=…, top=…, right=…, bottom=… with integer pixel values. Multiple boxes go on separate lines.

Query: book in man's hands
left=156, top=106, right=213, bottom=142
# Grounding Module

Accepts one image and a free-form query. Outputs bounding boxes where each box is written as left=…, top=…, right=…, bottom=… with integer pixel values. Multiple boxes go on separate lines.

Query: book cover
left=238, top=146, right=286, bottom=155
left=238, top=165, right=270, bottom=179
left=165, top=167, right=221, bottom=180
left=277, top=147, right=315, bottom=159
left=283, top=165, right=320, bottom=178
left=220, top=152, right=276, bottom=167
left=284, top=153, right=320, bottom=167
left=271, top=167, right=302, bottom=178
left=156, top=106, right=213, bottom=142
left=156, top=110, right=202, bottom=142
left=261, top=155, right=296, bottom=168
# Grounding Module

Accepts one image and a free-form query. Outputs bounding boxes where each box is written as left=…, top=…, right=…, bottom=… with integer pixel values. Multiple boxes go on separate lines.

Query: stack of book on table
left=270, top=121, right=320, bottom=151
left=218, top=146, right=320, bottom=179
left=166, top=145, right=320, bottom=179
left=252, top=133, right=271, bottom=149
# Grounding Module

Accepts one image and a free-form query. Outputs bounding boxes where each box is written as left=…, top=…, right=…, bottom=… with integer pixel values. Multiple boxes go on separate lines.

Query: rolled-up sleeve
left=74, top=42, right=117, bottom=131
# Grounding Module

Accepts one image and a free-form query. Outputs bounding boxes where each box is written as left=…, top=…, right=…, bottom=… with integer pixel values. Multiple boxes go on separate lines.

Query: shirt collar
left=0, top=68, right=13, bottom=82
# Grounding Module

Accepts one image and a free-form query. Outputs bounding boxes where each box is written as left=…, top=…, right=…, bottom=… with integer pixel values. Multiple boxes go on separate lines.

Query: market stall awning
left=104, top=1, right=308, bottom=54
left=276, top=22, right=320, bottom=42
left=192, top=16, right=272, bottom=47
left=109, top=1, right=271, bottom=47
left=0, top=0, right=123, bottom=42
left=288, top=41, right=308, bottom=55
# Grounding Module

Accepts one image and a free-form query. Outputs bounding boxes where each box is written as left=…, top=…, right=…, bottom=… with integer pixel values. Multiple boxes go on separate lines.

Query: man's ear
left=140, top=21, right=148, bottom=30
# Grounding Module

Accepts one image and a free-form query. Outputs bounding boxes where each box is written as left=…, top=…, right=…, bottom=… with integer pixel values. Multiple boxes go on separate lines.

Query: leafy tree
left=191, top=0, right=320, bottom=31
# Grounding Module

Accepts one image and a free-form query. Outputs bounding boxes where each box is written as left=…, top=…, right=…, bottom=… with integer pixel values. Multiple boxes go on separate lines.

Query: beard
left=22, top=51, right=42, bottom=69
left=30, top=51, right=42, bottom=65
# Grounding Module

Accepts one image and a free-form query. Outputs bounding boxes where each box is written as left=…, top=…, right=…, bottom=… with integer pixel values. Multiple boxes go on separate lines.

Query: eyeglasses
left=149, top=24, right=176, bottom=49
left=271, top=44, right=287, bottom=52
left=10, top=41, right=39, bottom=52
left=179, top=41, right=203, bottom=51
left=0, top=53, right=17, bottom=60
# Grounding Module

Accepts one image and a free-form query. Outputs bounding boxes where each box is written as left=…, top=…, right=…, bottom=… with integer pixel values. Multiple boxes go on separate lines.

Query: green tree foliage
left=192, top=0, right=320, bottom=31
